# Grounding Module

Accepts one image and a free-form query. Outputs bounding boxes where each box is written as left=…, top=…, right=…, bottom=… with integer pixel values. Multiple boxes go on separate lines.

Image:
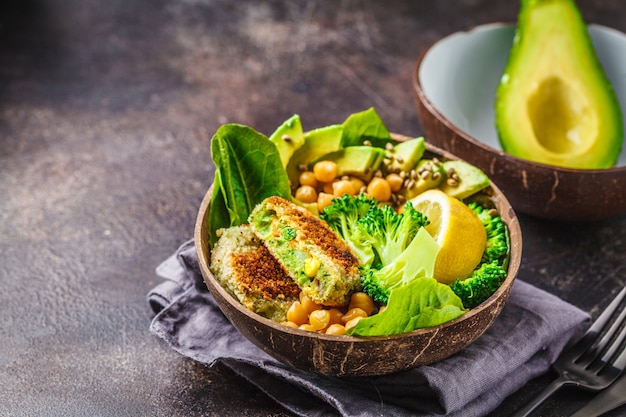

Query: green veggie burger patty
left=210, top=224, right=301, bottom=322
left=249, top=196, right=361, bottom=307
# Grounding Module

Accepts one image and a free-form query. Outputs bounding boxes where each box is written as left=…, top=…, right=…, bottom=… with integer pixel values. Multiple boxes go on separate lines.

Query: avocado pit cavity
left=527, top=76, right=595, bottom=155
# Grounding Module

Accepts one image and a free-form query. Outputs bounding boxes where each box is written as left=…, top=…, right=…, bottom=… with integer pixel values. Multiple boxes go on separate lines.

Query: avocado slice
left=269, top=114, right=305, bottom=168
left=495, top=0, right=623, bottom=169
left=438, top=160, right=490, bottom=200
left=308, top=146, right=386, bottom=181
left=388, top=137, right=426, bottom=172
left=286, top=124, right=344, bottom=187
left=403, top=158, right=446, bottom=199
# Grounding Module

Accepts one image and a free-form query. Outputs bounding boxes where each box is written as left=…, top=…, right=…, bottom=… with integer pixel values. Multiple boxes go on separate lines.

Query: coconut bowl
left=414, top=23, right=626, bottom=222
left=194, top=139, right=522, bottom=377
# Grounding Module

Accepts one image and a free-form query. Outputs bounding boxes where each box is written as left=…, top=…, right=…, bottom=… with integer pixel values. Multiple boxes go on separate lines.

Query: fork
left=569, top=371, right=626, bottom=417
left=511, top=285, right=626, bottom=417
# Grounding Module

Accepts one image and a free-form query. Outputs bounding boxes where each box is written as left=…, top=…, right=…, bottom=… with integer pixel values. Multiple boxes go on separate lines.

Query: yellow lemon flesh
left=409, top=189, right=486, bottom=285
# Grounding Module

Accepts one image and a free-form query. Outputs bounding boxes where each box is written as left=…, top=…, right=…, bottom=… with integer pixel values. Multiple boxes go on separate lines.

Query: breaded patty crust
left=249, top=196, right=361, bottom=306
left=210, top=225, right=300, bottom=322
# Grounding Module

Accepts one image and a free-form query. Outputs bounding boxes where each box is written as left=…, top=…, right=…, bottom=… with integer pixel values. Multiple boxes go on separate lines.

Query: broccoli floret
left=450, top=203, right=511, bottom=309
left=360, top=265, right=389, bottom=304
left=320, top=193, right=378, bottom=265
left=321, top=194, right=438, bottom=305
left=468, top=202, right=509, bottom=264
left=358, top=202, right=430, bottom=266
left=361, top=226, right=439, bottom=304
left=450, top=261, right=507, bottom=309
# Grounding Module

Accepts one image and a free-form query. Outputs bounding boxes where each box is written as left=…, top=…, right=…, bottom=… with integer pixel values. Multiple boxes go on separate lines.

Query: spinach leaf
left=341, top=107, right=395, bottom=148
left=208, top=170, right=230, bottom=247
left=347, top=277, right=467, bottom=337
left=209, top=124, right=292, bottom=247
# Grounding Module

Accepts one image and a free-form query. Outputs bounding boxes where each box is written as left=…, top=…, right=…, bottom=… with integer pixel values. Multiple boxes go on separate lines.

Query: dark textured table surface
left=2, top=1, right=625, bottom=416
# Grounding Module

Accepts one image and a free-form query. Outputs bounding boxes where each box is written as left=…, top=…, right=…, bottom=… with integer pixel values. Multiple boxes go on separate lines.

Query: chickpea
left=332, top=179, right=356, bottom=197
left=344, top=316, right=362, bottom=330
left=349, top=177, right=365, bottom=194
left=299, top=324, right=317, bottom=332
left=341, top=307, right=368, bottom=324
left=317, top=192, right=334, bottom=212
left=281, top=321, right=299, bottom=328
left=348, top=292, right=376, bottom=316
left=295, top=185, right=317, bottom=203
left=325, top=323, right=347, bottom=336
left=309, top=309, right=331, bottom=331
left=385, top=173, right=404, bottom=192
left=313, top=160, right=338, bottom=183
left=299, top=293, right=321, bottom=315
left=367, top=177, right=392, bottom=202
left=299, top=171, right=318, bottom=188
left=321, top=181, right=335, bottom=194
left=287, top=301, right=309, bottom=326
left=326, top=308, right=344, bottom=325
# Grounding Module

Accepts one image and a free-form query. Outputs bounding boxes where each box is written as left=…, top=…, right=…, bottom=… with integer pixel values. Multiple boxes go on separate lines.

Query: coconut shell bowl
left=414, top=23, right=626, bottom=222
left=194, top=142, right=522, bottom=377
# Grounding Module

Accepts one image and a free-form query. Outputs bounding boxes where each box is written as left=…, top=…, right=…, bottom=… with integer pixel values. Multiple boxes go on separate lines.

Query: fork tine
left=598, top=306, right=626, bottom=362
left=610, top=331, right=626, bottom=371
left=587, top=301, right=626, bottom=373
left=586, top=285, right=626, bottom=336
left=602, top=305, right=626, bottom=371
left=612, top=337, right=626, bottom=371
left=574, top=286, right=626, bottom=366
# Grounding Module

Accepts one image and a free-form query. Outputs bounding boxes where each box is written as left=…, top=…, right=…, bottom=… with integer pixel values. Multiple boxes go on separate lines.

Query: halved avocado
left=495, top=0, right=623, bottom=169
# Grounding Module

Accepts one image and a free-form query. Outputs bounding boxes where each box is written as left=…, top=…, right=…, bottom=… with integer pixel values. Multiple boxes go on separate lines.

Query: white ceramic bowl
left=414, top=23, right=626, bottom=222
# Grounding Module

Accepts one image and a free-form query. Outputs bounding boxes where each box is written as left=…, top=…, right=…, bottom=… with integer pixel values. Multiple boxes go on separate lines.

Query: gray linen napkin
left=148, top=240, right=590, bottom=417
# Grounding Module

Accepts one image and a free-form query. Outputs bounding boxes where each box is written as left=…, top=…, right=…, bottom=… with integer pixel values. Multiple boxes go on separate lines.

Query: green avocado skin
left=495, top=0, right=623, bottom=169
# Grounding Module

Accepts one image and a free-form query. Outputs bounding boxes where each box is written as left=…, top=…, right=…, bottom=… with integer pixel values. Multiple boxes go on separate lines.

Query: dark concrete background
left=1, top=1, right=625, bottom=416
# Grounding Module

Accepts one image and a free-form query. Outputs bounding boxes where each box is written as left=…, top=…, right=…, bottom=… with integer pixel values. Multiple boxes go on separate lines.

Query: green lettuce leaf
left=347, top=277, right=467, bottom=337
left=340, top=107, right=395, bottom=148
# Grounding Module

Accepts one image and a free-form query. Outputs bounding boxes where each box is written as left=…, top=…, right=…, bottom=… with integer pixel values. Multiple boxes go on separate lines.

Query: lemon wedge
left=409, top=189, right=486, bottom=284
